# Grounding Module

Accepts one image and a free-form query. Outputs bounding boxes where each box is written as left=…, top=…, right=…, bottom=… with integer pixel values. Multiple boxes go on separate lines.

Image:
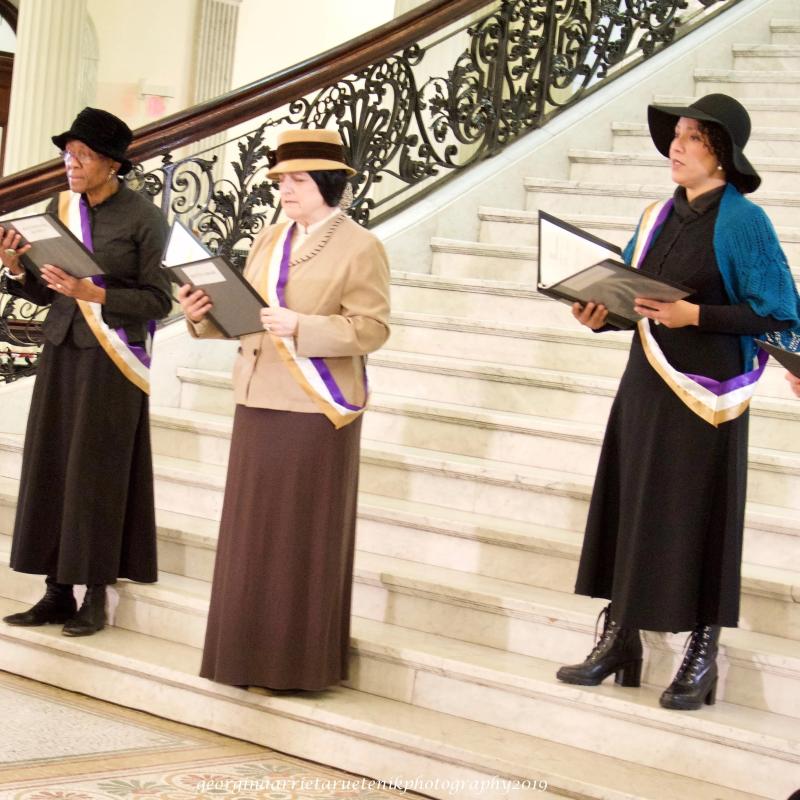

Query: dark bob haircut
left=308, top=169, right=349, bottom=207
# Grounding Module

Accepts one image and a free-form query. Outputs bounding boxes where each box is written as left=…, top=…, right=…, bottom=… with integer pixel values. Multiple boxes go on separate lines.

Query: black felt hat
left=52, top=107, right=134, bottom=176
left=647, top=93, right=760, bottom=193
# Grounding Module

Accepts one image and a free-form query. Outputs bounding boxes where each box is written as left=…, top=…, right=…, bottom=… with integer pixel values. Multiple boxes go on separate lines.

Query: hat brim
left=51, top=131, right=134, bottom=177
left=647, top=104, right=760, bottom=193
left=267, top=158, right=356, bottom=180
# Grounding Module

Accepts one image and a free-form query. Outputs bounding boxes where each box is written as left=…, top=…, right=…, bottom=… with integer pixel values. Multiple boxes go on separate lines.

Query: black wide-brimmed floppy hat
left=647, top=93, right=760, bottom=193
left=52, top=107, right=134, bottom=176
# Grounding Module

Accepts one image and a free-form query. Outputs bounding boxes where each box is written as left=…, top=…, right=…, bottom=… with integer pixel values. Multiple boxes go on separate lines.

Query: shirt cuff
left=3, top=267, right=26, bottom=282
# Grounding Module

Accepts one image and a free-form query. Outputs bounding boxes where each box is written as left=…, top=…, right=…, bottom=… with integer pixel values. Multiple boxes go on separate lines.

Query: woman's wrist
left=2, top=265, right=25, bottom=282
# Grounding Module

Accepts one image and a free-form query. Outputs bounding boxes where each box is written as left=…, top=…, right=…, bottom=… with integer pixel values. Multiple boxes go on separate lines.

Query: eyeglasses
left=60, top=149, right=101, bottom=164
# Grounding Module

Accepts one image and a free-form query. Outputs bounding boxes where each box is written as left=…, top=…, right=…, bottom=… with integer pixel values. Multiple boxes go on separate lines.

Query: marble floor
left=0, top=671, right=425, bottom=800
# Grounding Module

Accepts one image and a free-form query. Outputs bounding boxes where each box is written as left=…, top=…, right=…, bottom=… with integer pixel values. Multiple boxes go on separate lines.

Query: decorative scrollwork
left=0, top=283, right=46, bottom=382
left=128, top=0, right=732, bottom=250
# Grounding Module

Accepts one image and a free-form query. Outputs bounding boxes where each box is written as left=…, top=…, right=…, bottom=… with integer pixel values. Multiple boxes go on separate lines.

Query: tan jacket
left=190, top=212, right=391, bottom=413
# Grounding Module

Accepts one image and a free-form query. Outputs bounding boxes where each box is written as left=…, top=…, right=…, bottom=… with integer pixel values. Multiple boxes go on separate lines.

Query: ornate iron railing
left=0, top=0, right=739, bottom=379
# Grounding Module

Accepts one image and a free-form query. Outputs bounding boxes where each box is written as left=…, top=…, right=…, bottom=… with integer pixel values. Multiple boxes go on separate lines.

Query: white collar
left=296, top=206, right=340, bottom=237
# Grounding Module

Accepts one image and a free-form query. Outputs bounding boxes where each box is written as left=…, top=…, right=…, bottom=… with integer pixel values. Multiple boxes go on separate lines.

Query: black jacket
left=8, top=185, right=173, bottom=346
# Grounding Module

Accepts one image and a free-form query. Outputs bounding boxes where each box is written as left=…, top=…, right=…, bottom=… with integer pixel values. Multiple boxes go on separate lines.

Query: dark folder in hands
left=4, top=212, right=103, bottom=278
left=757, top=340, right=800, bottom=377
left=537, top=210, right=692, bottom=330
left=162, top=220, right=266, bottom=339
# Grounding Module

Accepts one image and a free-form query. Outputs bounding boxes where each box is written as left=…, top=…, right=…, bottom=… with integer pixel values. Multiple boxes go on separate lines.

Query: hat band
left=268, top=141, right=347, bottom=169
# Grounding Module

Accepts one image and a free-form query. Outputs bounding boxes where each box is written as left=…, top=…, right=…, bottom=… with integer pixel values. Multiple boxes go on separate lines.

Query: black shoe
left=556, top=604, right=643, bottom=687
left=62, top=585, right=107, bottom=637
left=659, top=624, right=720, bottom=710
left=3, top=578, right=76, bottom=626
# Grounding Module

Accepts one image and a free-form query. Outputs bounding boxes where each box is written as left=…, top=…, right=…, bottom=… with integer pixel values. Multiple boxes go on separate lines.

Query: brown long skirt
left=200, top=405, right=362, bottom=691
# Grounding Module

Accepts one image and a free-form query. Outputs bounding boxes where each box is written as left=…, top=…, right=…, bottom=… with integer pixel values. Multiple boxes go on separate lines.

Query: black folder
left=163, top=220, right=266, bottom=339
left=537, top=210, right=692, bottom=330
left=3, top=212, right=103, bottom=278
left=757, top=340, right=800, bottom=377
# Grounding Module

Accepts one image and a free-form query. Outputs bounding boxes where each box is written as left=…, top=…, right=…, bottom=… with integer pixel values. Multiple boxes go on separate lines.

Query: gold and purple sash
left=59, top=191, right=152, bottom=394
left=250, top=221, right=367, bottom=429
left=631, top=198, right=767, bottom=427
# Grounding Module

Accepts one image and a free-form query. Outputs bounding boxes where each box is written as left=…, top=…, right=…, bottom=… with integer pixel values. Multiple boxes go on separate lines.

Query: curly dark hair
left=697, top=119, right=746, bottom=192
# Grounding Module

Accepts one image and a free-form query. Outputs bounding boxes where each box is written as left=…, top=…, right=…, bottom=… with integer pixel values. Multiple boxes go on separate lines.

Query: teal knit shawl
left=623, top=183, right=800, bottom=369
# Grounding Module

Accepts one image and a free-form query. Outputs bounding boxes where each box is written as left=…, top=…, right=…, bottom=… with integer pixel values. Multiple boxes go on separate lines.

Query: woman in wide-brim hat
left=0, top=107, right=172, bottom=636
left=179, top=128, right=390, bottom=692
left=556, top=93, right=800, bottom=709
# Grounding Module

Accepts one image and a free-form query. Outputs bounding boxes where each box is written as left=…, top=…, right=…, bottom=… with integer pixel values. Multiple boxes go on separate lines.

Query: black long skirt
left=10, top=340, right=158, bottom=585
left=574, top=335, right=747, bottom=632
left=200, top=405, right=362, bottom=691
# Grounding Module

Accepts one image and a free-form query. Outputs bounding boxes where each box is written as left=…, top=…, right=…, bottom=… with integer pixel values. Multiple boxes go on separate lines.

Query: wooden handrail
left=0, top=0, right=490, bottom=215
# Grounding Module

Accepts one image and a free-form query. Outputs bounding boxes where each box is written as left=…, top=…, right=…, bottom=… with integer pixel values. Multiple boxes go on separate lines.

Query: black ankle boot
left=556, top=604, right=643, bottom=687
left=659, top=624, right=720, bottom=710
left=3, top=577, right=76, bottom=626
left=62, top=585, right=107, bottom=637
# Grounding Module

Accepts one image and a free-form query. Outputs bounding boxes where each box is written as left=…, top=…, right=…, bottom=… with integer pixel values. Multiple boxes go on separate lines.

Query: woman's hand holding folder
left=572, top=301, right=609, bottom=330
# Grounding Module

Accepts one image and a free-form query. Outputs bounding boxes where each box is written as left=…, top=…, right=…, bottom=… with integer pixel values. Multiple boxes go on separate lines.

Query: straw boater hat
left=52, top=107, right=134, bottom=176
left=647, top=93, right=761, bottom=193
left=266, top=129, right=356, bottom=178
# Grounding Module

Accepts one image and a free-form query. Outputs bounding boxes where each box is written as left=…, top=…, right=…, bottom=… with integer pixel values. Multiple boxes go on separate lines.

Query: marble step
left=4, top=547, right=800, bottom=733
left=391, top=271, right=563, bottom=327
left=610, top=121, right=800, bottom=160
left=771, top=18, right=800, bottom=45
left=392, top=263, right=800, bottom=329
left=430, top=237, right=536, bottom=282
left=147, top=440, right=596, bottom=533
left=0, top=599, right=774, bottom=800
left=524, top=177, right=800, bottom=228
left=368, top=344, right=796, bottom=415
left=650, top=94, right=800, bottom=128
left=180, top=356, right=622, bottom=423
left=387, top=312, right=631, bottom=377
left=567, top=149, right=800, bottom=193
left=694, top=68, right=800, bottom=97
left=359, top=547, right=800, bottom=666
left=476, top=205, right=800, bottom=266
left=150, top=405, right=233, bottom=467
left=731, top=43, right=800, bottom=70
left=355, top=491, right=800, bottom=591
left=363, top=389, right=800, bottom=482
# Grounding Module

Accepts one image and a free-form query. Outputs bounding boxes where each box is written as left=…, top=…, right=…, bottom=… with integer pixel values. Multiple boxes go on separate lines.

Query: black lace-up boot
left=3, top=577, right=76, bottom=626
left=659, top=624, right=720, bottom=710
left=556, top=604, right=643, bottom=687
left=62, top=585, right=107, bottom=637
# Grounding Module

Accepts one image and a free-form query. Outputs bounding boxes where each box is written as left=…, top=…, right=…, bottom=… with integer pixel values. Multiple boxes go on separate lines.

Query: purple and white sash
left=250, top=220, right=366, bottom=429
left=631, top=198, right=767, bottom=427
left=59, top=191, right=153, bottom=394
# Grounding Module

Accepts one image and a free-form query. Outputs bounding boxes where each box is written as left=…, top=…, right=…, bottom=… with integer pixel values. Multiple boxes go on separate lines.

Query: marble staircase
left=2, top=8, right=800, bottom=800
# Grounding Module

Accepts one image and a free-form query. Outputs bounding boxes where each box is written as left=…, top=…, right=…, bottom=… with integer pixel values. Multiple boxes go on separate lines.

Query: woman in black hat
left=556, top=94, right=800, bottom=709
left=0, top=107, right=172, bottom=636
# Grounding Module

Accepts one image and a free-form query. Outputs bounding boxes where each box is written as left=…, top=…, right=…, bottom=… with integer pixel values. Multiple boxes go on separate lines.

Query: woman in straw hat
left=556, top=94, right=800, bottom=709
left=178, top=128, right=390, bottom=691
left=0, top=107, right=172, bottom=637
